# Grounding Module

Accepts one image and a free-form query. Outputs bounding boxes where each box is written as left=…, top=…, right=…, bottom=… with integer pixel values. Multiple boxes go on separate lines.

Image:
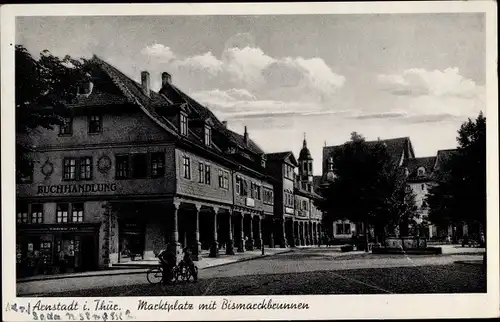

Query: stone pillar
left=294, top=221, right=300, bottom=246
left=209, top=208, right=219, bottom=258
left=289, top=219, right=296, bottom=247
left=191, top=204, right=202, bottom=261
left=226, top=211, right=235, bottom=255
left=317, top=223, right=322, bottom=246
left=280, top=218, right=288, bottom=248
left=167, top=202, right=182, bottom=261
left=237, top=213, right=245, bottom=252
left=299, top=222, right=305, bottom=246
left=269, top=218, right=275, bottom=248
left=247, top=215, right=255, bottom=251
left=254, top=215, right=262, bottom=249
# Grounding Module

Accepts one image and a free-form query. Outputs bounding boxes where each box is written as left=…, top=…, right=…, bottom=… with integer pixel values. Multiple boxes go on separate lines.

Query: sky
left=16, top=14, right=486, bottom=173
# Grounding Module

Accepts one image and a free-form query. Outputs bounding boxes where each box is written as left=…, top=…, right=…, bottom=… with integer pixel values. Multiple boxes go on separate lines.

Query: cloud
left=140, top=36, right=345, bottom=104
left=377, top=68, right=485, bottom=119
left=378, top=67, right=481, bottom=99
left=173, top=51, right=223, bottom=76
left=141, top=44, right=176, bottom=62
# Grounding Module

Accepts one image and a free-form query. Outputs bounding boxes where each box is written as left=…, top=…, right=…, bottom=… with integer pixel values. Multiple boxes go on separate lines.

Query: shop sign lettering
left=37, top=183, right=117, bottom=195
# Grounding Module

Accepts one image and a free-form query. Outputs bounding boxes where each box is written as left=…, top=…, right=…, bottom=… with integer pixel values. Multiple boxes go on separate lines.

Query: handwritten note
left=5, top=299, right=135, bottom=321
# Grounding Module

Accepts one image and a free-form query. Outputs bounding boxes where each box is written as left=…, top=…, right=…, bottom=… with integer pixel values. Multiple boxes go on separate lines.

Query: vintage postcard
left=1, top=1, right=498, bottom=320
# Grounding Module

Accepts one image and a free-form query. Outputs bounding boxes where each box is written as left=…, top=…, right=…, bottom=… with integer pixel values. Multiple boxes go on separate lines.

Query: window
left=285, top=193, right=294, bottom=207
left=59, top=117, right=73, bottom=135
left=263, top=188, right=274, bottom=204
left=204, top=164, right=211, bottom=185
left=18, top=161, right=34, bottom=183
left=198, top=162, right=205, bottom=183
left=31, top=204, right=43, bottom=224
left=256, top=185, right=261, bottom=200
left=151, top=152, right=165, bottom=177
left=417, top=167, right=426, bottom=176
left=72, top=203, right=84, bottom=222
left=183, top=156, right=191, bottom=179
left=16, top=203, right=28, bottom=224
left=63, top=158, right=77, bottom=180
left=63, top=157, right=92, bottom=181
left=88, top=115, right=102, bottom=133
left=218, top=169, right=229, bottom=190
left=131, top=154, right=148, bottom=179
left=204, top=126, right=212, bottom=146
left=303, top=163, right=307, bottom=172
left=235, top=176, right=241, bottom=195
left=56, top=203, right=69, bottom=223
left=336, top=223, right=352, bottom=235
left=180, top=113, right=188, bottom=136
left=285, top=164, right=294, bottom=180
left=302, top=200, right=308, bottom=211
left=116, top=155, right=129, bottom=179
left=308, top=162, right=312, bottom=172
left=242, top=180, right=248, bottom=196
left=79, top=157, right=92, bottom=180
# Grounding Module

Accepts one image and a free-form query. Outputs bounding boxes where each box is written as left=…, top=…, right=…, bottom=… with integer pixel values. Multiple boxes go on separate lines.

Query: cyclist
left=179, top=247, right=198, bottom=282
left=157, top=248, right=176, bottom=285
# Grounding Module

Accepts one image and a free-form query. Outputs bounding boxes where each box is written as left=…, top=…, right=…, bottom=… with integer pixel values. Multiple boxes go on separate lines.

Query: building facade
left=16, top=56, right=278, bottom=276
left=265, top=138, right=324, bottom=248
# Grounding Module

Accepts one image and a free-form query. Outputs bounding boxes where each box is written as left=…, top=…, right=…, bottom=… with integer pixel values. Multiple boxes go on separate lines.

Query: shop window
left=59, top=117, right=73, bottom=135
left=31, top=204, right=44, bottom=224
left=40, top=242, right=53, bottom=265
left=116, top=155, right=129, bottom=179
left=16, top=203, right=29, bottom=224
left=88, top=115, right=102, bottom=133
left=182, top=155, right=191, bottom=179
left=56, top=203, right=69, bottom=223
left=71, top=203, right=84, bottom=222
left=198, top=162, right=205, bottom=183
left=151, top=152, right=165, bottom=177
left=131, top=154, right=148, bottom=179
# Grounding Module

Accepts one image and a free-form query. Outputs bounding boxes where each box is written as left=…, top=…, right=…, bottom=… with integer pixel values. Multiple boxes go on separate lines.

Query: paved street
left=17, top=247, right=485, bottom=296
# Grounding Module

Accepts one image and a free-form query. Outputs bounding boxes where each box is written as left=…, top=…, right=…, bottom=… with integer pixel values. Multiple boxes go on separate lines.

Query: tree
left=316, top=132, right=418, bottom=251
left=15, top=45, right=88, bottom=179
left=427, top=112, right=486, bottom=243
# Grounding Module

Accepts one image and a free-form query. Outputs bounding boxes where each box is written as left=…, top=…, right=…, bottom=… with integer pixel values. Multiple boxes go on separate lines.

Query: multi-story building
left=16, top=56, right=277, bottom=276
left=265, top=137, right=323, bottom=248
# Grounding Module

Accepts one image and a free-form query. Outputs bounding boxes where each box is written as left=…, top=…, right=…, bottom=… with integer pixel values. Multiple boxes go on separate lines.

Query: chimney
left=243, top=126, right=249, bottom=145
left=161, top=72, right=172, bottom=87
left=141, top=71, right=150, bottom=97
left=222, top=121, right=228, bottom=128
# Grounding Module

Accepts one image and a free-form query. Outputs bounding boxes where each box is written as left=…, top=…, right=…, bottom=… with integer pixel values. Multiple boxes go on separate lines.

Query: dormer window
left=180, top=113, right=188, bottom=136
left=261, top=155, right=266, bottom=168
left=417, top=167, right=426, bottom=176
left=204, top=125, right=212, bottom=146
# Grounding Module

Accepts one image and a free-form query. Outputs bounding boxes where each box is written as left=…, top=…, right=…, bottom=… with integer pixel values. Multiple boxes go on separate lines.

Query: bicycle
left=146, top=262, right=198, bottom=285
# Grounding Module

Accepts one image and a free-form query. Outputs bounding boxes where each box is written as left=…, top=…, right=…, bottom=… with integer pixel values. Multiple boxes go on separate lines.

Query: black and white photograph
left=2, top=1, right=498, bottom=320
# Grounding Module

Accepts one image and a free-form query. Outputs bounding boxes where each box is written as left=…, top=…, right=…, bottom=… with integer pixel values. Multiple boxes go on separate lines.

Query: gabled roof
left=404, top=156, right=437, bottom=181
left=265, top=151, right=298, bottom=166
left=323, top=137, right=414, bottom=172
left=434, top=148, right=458, bottom=171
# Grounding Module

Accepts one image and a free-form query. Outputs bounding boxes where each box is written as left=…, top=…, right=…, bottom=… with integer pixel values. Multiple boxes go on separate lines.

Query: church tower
left=298, top=133, right=314, bottom=192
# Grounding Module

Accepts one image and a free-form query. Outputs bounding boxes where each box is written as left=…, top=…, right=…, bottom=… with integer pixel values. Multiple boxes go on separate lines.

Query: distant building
left=319, top=137, right=416, bottom=241
left=265, top=136, right=324, bottom=248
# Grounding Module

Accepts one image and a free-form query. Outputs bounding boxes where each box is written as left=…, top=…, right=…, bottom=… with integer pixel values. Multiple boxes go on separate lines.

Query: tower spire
left=303, top=132, right=307, bottom=148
